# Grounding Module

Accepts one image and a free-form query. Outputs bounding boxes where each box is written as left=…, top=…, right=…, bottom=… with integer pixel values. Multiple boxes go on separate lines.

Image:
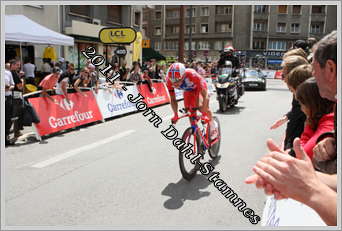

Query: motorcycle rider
left=218, top=46, right=240, bottom=74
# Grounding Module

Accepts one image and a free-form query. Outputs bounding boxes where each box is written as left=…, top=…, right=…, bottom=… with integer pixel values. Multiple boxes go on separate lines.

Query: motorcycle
left=214, top=62, right=244, bottom=112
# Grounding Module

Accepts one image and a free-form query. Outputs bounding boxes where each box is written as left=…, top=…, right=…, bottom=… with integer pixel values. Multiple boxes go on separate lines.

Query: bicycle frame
left=177, top=109, right=219, bottom=151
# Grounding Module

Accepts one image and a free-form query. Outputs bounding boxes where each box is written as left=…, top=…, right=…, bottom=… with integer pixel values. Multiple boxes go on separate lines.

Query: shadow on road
left=214, top=106, right=246, bottom=115
left=161, top=156, right=221, bottom=210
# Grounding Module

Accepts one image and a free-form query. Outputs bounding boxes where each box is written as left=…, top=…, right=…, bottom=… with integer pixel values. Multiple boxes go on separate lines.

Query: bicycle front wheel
left=208, top=116, right=221, bottom=159
left=179, top=127, right=201, bottom=181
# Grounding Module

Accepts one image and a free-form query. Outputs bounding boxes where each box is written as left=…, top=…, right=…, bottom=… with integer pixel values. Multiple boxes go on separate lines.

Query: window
left=186, top=25, right=196, bottom=34
left=290, top=23, right=300, bottom=33
left=155, top=11, right=161, bottom=19
left=107, top=6, right=121, bottom=23
left=216, top=6, right=232, bottom=15
left=164, top=40, right=178, bottom=50
left=310, top=22, right=324, bottom=34
left=278, top=5, right=288, bottom=14
left=70, top=5, right=91, bottom=17
left=268, top=41, right=287, bottom=50
left=154, top=41, right=161, bottom=50
left=312, top=6, right=325, bottom=14
left=201, top=24, right=209, bottom=33
left=185, top=41, right=196, bottom=50
left=214, top=41, right=223, bottom=50
left=253, top=40, right=266, bottom=49
left=198, top=41, right=210, bottom=50
left=216, top=23, right=232, bottom=32
left=277, top=23, right=286, bottom=32
left=186, top=7, right=196, bottom=17
left=155, top=27, right=161, bottom=36
left=254, top=5, right=267, bottom=14
left=167, top=10, right=179, bottom=18
left=134, top=12, right=141, bottom=25
left=200, top=7, right=209, bottom=16
left=253, top=21, right=266, bottom=32
left=170, top=25, right=179, bottom=33
left=292, top=5, right=301, bottom=15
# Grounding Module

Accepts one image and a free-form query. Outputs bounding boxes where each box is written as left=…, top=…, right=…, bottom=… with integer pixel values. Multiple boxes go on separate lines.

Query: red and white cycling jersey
left=166, top=68, right=207, bottom=93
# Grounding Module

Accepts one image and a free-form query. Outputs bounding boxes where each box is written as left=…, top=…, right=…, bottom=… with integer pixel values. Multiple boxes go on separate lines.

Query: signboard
left=99, top=27, right=137, bottom=44
left=137, top=82, right=170, bottom=107
left=142, top=39, right=150, bottom=48
left=262, top=196, right=326, bottom=226
left=115, top=46, right=127, bottom=57
left=95, top=86, right=139, bottom=119
left=28, top=92, right=103, bottom=136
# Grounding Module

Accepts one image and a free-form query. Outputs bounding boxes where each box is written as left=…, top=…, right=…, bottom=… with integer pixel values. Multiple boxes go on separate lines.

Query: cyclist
left=166, top=62, right=218, bottom=139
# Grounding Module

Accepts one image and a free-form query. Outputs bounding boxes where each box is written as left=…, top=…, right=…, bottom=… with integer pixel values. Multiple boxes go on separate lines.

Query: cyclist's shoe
left=210, top=120, right=219, bottom=140
left=171, top=114, right=179, bottom=124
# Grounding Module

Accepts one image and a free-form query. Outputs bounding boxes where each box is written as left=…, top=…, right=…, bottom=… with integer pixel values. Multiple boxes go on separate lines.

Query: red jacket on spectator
left=300, top=113, right=334, bottom=159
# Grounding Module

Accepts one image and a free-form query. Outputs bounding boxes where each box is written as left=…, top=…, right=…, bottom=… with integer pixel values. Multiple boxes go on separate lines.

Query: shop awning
left=142, top=48, right=166, bottom=61
left=5, top=15, right=74, bottom=46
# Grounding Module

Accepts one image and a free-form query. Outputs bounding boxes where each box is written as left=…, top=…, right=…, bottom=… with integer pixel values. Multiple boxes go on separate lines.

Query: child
left=293, top=77, right=335, bottom=159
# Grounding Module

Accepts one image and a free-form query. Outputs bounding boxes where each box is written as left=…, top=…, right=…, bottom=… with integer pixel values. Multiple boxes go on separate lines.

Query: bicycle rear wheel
left=179, top=127, right=201, bottom=181
left=208, top=116, right=221, bottom=159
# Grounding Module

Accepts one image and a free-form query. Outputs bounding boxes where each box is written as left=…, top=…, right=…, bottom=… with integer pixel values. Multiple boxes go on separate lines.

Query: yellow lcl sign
left=99, top=27, right=137, bottom=44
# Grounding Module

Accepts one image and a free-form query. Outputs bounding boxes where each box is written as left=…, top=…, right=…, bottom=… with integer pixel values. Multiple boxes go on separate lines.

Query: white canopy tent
left=5, top=15, right=74, bottom=45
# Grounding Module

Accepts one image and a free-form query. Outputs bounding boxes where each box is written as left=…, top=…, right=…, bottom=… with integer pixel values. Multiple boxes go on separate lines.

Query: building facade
left=5, top=5, right=143, bottom=70
left=143, top=5, right=337, bottom=68
left=63, top=5, right=143, bottom=70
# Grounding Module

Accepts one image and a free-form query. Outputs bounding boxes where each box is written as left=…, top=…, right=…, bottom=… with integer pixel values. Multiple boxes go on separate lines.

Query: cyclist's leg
left=183, top=91, right=194, bottom=125
left=198, top=89, right=213, bottom=121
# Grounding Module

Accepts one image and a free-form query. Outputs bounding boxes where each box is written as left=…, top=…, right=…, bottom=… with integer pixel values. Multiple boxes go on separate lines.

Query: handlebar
left=172, top=108, right=209, bottom=125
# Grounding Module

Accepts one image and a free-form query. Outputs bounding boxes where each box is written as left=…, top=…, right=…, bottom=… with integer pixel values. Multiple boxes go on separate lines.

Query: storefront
left=243, top=50, right=285, bottom=70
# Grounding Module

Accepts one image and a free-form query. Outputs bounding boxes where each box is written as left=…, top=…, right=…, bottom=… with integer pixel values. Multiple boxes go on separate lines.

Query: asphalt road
left=4, top=79, right=292, bottom=228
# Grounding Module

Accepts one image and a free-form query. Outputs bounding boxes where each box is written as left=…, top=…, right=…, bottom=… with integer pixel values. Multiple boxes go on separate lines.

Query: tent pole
left=20, top=42, right=23, bottom=71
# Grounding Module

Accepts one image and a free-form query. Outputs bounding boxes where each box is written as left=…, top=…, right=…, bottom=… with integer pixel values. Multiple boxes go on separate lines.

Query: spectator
left=23, top=57, right=36, bottom=86
left=73, top=68, right=91, bottom=96
left=87, top=63, right=99, bottom=93
left=142, top=69, right=154, bottom=93
left=129, top=63, right=142, bottom=83
left=292, top=39, right=309, bottom=53
left=41, top=58, right=52, bottom=76
left=119, top=61, right=128, bottom=81
left=39, top=67, right=62, bottom=103
left=286, top=64, right=313, bottom=93
left=271, top=55, right=309, bottom=150
left=5, top=63, right=15, bottom=145
left=58, top=57, right=67, bottom=73
left=196, top=62, right=206, bottom=77
left=291, top=77, right=335, bottom=159
left=160, top=64, right=167, bottom=81
left=55, top=63, right=75, bottom=103
left=282, top=48, right=307, bottom=60
left=311, top=31, right=337, bottom=174
left=10, top=59, right=25, bottom=139
left=153, top=64, right=162, bottom=80
left=245, top=31, right=337, bottom=226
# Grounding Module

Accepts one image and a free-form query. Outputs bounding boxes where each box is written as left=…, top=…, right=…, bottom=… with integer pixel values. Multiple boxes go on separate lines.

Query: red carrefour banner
left=137, top=82, right=170, bottom=107
left=28, top=91, right=103, bottom=136
left=275, top=71, right=283, bottom=79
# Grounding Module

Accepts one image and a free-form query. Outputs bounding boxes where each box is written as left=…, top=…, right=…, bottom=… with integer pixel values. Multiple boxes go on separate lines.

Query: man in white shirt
left=23, top=57, right=36, bottom=85
left=5, top=63, right=15, bottom=145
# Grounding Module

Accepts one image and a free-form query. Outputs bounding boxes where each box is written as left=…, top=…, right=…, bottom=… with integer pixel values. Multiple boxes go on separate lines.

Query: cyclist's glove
left=171, top=114, right=179, bottom=124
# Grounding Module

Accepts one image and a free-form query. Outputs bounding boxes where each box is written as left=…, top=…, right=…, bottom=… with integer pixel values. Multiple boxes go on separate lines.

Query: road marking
left=31, top=130, right=135, bottom=169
